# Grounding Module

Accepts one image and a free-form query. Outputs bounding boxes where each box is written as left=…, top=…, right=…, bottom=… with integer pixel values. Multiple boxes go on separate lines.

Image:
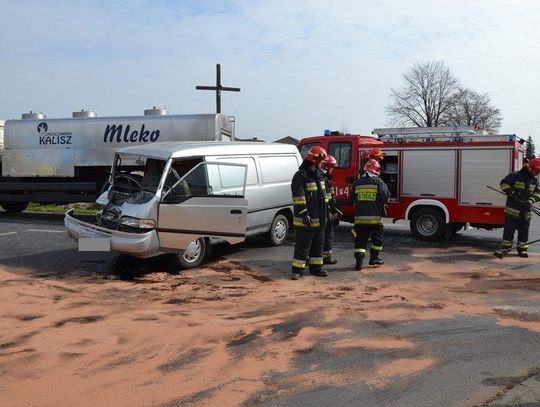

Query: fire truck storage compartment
left=380, top=150, right=398, bottom=201
left=402, top=150, right=456, bottom=198
left=459, top=149, right=511, bottom=207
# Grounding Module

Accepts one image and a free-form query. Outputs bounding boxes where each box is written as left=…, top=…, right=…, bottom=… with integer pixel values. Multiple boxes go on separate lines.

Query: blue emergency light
left=324, top=129, right=331, bottom=136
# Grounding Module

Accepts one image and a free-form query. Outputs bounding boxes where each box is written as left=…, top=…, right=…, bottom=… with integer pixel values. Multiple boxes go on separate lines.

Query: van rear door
left=157, top=162, right=248, bottom=250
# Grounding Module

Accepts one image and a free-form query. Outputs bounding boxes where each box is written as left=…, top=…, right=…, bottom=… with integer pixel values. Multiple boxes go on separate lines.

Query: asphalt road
left=0, top=212, right=539, bottom=406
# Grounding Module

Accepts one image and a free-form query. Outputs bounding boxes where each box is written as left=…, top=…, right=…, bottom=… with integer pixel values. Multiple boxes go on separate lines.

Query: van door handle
left=230, top=209, right=242, bottom=214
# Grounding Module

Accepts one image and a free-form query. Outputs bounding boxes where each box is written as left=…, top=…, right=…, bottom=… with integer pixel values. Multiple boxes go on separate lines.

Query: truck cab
left=297, top=131, right=382, bottom=223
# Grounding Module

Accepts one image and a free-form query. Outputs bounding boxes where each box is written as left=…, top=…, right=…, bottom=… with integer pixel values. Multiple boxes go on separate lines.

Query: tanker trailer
left=0, top=108, right=235, bottom=212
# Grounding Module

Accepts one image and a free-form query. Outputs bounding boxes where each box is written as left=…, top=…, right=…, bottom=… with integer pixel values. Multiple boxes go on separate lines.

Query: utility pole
left=196, top=63, right=240, bottom=113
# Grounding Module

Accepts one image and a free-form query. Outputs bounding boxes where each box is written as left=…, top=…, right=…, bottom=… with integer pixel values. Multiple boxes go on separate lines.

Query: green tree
left=525, top=135, right=536, bottom=160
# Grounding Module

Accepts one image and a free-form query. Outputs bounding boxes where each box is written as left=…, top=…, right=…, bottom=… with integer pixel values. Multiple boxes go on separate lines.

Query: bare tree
left=386, top=61, right=460, bottom=127
left=444, top=88, right=502, bottom=132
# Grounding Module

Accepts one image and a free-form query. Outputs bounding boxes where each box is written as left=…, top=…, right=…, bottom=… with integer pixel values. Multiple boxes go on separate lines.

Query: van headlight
left=119, top=216, right=156, bottom=229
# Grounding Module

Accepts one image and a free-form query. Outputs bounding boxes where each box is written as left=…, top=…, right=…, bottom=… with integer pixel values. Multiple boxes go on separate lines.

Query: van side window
left=328, top=142, right=351, bottom=168
left=217, top=157, right=258, bottom=185
left=162, top=162, right=246, bottom=203
left=299, top=142, right=321, bottom=159
left=259, top=156, right=299, bottom=183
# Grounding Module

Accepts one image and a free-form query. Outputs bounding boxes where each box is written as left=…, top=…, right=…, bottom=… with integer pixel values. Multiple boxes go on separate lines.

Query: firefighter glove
left=302, top=215, right=312, bottom=226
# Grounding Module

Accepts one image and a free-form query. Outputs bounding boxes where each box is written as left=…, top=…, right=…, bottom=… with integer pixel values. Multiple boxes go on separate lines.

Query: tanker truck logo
left=36, top=122, right=72, bottom=145
left=103, top=124, right=160, bottom=143
left=37, top=122, right=48, bottom=134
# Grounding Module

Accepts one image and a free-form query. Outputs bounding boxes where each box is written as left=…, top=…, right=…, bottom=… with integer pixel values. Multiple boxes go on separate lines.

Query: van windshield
left=111, top=153, right=167, bottom=196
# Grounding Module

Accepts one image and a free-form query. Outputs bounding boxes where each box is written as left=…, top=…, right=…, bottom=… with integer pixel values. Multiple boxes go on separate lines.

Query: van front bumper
left=64, top=209, right=160, bottom=258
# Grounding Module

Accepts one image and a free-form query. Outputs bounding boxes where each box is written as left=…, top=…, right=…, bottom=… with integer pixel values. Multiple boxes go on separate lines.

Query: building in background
left=274, top=136, right=299, bottom=145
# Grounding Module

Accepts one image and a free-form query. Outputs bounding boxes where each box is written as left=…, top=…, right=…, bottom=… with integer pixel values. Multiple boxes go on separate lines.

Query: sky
left=1, top=0, right=540, bottom=148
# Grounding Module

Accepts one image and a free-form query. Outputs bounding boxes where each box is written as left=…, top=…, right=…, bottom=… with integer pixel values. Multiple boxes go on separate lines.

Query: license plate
left=79, top=237, right=111, bottom=252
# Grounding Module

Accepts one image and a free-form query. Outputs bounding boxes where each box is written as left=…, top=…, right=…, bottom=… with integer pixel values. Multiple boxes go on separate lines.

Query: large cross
left=196, top=63, right=240, bottom=114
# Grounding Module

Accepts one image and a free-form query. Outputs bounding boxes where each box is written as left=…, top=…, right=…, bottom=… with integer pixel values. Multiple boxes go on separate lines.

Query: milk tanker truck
left=0, top=108, right=235, bottom=213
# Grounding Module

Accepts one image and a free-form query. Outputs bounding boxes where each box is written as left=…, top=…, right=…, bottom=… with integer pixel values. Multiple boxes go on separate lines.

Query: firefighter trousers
left=353, top=224, right=384, bottom=258
left=292, top=228, right=324, bottom=274
left=322, top=220, right=334, bottom=259
left=502, top=215, right=530, bottom=253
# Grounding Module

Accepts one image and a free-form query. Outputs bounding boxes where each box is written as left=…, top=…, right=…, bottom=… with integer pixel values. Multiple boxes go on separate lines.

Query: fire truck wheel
left=267, top=214, right=290, bottom=246
left=410, top=207, right=445, bottom=242
left=0, top=201, right=29, bottom=213
left=177, top=238, right=207, bottom=269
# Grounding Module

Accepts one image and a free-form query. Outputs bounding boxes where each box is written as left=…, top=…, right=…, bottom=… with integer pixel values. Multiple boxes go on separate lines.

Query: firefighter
left=359, top=148, right=385, bottom=177
left=352, top=159, right=390, bottom=270
left=291, top=146, right=329, bottom=280
left=494, top=158, right=540, bottom=258
left=321, top=155, right=343, bottom=265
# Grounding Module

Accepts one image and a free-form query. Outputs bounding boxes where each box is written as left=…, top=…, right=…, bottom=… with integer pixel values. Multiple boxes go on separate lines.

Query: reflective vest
left=291, top=167, right=327, bottom=228
left=500, top=167, right=539, bottom=221
left=353, top=174, right=390, bottom=225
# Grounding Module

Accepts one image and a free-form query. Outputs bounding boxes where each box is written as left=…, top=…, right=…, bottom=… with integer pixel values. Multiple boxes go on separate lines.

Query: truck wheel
left=410, top=207, right=446, bottom=242
left=0, top=202, right=29, bottom=213
left=177, top=238, right=207, bottom=269
left=267, top=214, right=289, bottom=246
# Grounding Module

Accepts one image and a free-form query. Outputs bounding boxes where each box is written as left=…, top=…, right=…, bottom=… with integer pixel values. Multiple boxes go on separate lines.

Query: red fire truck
left=297, top=127, right=527, bottom=241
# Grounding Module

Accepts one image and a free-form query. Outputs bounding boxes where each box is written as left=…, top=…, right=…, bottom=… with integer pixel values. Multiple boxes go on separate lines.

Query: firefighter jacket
left=353, top=173, right=390, bottom=225
left=291, top=163, right=327, bottom=229
left=500, top=167, right=540, bottom=221
left=324, top=175, right=343, bottom=218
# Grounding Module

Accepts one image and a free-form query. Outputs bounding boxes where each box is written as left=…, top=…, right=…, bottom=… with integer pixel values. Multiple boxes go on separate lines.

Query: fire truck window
left=328, top=142, right=351, bottom=169
left=299, top=142, right=321, bottom=159
left=380, top=152, right=398, bottom=201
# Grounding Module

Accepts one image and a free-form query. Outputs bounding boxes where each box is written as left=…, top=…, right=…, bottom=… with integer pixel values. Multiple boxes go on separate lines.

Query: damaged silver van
left=65, top=141, right=301, bottom=268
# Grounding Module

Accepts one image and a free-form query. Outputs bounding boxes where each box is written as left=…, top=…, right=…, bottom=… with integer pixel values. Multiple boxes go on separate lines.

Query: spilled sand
left=0, top=251, right=539, bottom=406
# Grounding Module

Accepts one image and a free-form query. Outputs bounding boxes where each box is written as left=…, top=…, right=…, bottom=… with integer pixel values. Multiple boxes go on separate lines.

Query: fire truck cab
left=297, top=127, right=527, bottom=241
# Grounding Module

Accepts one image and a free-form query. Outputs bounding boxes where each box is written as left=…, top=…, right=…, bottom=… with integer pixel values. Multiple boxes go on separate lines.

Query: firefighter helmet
left=364, top=159, right=381, bottom=176
left=527, top=158, right=540, bottom=176
left=320, top=155, right=337, bottom=171
left=368, top=148, right=385, bottom=160
left=305, top=146, right=328, bottom=164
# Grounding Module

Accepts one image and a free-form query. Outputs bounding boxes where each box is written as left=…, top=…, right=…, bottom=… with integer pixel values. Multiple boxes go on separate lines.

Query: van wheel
left=267, top=214, right=289, bottom=246
left=410, top=207, right=445, bottom=242
left=177, top=238, right=207, bottom=269
left=0, top=202, right=29, bottom=213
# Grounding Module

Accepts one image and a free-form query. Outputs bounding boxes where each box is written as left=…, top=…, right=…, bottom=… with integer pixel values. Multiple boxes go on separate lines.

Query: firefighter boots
left=354, top=254, right=364, bottom=271
left=493, top=250, right=506, bottom=259
left=291, top=266, right=303, bottom=280
left=517, top=242, right=529, bottom=258
left=369, top=249, right=384, bottom=266
left=309, top=267, right=328, bottom=277
left=323, top=255, right=337, bottom=265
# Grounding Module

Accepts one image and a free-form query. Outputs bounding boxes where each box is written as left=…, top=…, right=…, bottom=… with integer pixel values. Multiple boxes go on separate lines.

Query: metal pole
left=216, top=63, right=221, bottom=114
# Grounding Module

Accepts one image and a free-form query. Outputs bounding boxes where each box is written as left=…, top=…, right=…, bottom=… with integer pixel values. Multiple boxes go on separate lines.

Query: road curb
left=487, top=371, right=540, bottom=406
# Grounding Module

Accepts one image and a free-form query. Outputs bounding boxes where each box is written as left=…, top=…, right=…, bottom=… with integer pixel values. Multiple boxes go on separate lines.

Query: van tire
left=0, top=201, right=29, bottom=213
left=410, top=207, right=445, bottom=242
left=267, top=214, right=289, bottom=246
left=177, top=238, right=207, bottom=269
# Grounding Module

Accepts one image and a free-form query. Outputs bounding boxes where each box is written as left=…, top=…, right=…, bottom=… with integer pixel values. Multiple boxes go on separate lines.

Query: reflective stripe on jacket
left=353, top=174, right=390, bottom=225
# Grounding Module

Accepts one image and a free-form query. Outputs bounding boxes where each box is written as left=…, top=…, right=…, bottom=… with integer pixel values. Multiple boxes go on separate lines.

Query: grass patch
left=26, top=203, right=100, bottom=216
